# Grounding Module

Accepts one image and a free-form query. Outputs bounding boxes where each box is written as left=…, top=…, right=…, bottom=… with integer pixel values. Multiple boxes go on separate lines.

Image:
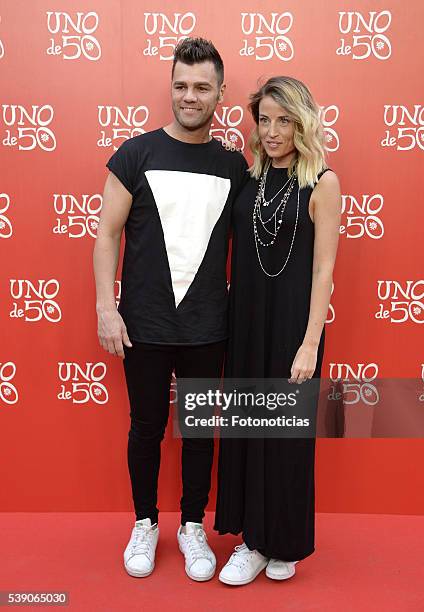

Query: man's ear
left=218, top=83, right=226, bottom=104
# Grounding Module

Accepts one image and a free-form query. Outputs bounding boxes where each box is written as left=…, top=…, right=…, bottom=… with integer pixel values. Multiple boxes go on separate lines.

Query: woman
left=214, top=76, right=341, bottom=585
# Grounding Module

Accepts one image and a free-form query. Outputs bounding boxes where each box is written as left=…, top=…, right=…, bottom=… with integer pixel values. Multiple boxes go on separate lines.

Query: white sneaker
left=123, top=518, right=159, bottom=578
left=177, top=522, right=216, bottom=581
left=219, top=543, right=268, bottom=586
left=266, top=559, right=298, bottom=580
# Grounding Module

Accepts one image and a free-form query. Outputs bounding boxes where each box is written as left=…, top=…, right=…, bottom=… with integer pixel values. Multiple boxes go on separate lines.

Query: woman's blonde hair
left=248, top=76, right=327, bottom=188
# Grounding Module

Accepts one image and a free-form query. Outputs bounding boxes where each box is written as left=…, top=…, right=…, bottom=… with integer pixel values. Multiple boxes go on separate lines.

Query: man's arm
left=93, top=172, right=133, bottom=358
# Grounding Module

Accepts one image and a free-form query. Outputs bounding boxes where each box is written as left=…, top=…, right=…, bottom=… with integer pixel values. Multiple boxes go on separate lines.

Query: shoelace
left=131, top=525, right=155, bottom=559
left=185, top=528, right=211, bottom=562
left=227, top=544, right=257, bottom=570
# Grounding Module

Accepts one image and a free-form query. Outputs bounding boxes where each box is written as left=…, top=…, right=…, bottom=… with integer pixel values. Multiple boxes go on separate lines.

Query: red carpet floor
left=1, top=512, right=423, bottom=611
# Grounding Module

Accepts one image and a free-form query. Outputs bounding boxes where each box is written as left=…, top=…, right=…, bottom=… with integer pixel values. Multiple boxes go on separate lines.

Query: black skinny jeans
left=123, top=340, right=226, bottom=525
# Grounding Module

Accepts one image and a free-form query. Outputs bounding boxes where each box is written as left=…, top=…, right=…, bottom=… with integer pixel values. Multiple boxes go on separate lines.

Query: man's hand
left=97, top=308, right=132, bottom=358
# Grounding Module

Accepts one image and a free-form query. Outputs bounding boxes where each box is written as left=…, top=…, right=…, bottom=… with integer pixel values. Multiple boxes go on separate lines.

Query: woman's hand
left=289, top=343, right=318, bottom=384
left=219, top=138, right=239, bottom=152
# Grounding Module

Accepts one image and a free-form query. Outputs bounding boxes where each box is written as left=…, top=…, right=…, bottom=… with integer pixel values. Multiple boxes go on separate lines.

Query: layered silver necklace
left=253, top=164, right=300, bottom=278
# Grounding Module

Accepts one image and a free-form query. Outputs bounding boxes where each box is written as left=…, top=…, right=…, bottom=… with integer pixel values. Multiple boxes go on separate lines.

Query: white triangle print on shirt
left=145, top=170, right=231, bottom=308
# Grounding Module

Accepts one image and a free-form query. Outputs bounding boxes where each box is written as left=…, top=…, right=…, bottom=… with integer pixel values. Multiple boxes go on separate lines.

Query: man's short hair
left=172, top=37, right=224, bottom=86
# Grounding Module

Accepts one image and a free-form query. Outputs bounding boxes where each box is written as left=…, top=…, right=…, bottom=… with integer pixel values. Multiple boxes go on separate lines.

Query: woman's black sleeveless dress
left=214, top=165, right=328, bottom=561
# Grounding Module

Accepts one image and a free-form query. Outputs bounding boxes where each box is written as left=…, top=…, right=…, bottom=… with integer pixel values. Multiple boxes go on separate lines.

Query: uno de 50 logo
left=381, top=105, right=424, bottom=151
left=326, top=282, right=335, bottom=323
left=1, top=104, right=56, bottom=151
left=328, top=362, right=379, bottom=405
left=53, top=194, right=102, bottom=238
left=46, top=11, right=101, bottom=60
left=0, top=193, right=12, bottom=238
left=320, top=105, right=340, bottom=152
left=0, top=362, right=18, bottom=405
left=210, top=106, right=245, bottom=151
left=9, top=279, right=62, bottom=322
left=337, top=11, right=392, bottom=60
left=340, top=194, right=384, bottom=239
left=376, top=280, right=424, bottom=323
left=115, top=280, right=121, bottom=308
left=240, top=12, right=294, bottom=61
left=58, top=362, right=108, bottom=404
left=97, top=105, right=149, bottom=150
left=143, top=12, right=196, bottom=60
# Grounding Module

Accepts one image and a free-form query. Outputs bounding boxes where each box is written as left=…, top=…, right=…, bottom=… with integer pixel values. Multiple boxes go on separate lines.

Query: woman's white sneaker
left=266, top=559, right=298, bottom=580
left=219, top=543, right=268, bottom=586
left=123, top=518, right=159, bottom=577
left=177, top=522, right=216, bottom=581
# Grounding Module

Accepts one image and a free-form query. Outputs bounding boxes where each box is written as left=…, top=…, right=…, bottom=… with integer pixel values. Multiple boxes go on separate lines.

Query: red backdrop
left=1, top=0, right=423, bottom=514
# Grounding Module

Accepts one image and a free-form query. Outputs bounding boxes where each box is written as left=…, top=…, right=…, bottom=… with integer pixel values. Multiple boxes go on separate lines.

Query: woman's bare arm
left=290, top=170, right=341, bottom=383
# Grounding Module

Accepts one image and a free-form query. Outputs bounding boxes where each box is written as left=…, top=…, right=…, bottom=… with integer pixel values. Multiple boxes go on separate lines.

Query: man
left=93, top=37, right=247, bottom=581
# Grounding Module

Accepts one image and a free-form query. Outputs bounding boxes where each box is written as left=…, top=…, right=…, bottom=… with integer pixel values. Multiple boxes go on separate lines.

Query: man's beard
left=174, top=110, right=215, bottom=132
left=172, top=97, right=219, bottom=132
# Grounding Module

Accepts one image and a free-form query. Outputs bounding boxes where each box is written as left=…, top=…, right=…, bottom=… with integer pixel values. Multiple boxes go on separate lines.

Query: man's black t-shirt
left=106, top=128, right=248, bottom=345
